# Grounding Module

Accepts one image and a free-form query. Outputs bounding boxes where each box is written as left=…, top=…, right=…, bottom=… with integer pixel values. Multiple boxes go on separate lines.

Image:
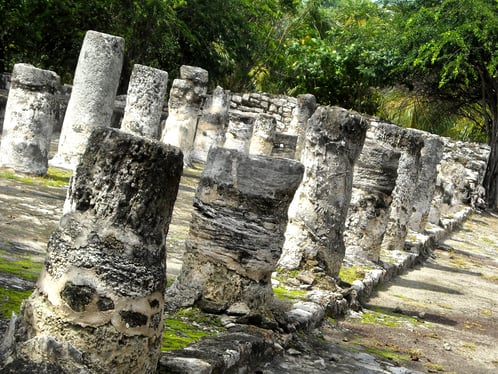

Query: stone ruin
left=0, top=28, right=493, bottom=373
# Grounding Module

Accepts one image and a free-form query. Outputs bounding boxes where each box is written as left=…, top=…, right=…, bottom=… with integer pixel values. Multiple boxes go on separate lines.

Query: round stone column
left=51, top=30, right=124, bottom=169
left=0, top=63, right=60, bottom=175
left=249, top=113, right=276, bottom=156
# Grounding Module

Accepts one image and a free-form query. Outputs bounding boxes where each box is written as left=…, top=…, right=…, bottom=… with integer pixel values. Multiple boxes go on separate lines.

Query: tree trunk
left=483, top=106, right=498, bottom=209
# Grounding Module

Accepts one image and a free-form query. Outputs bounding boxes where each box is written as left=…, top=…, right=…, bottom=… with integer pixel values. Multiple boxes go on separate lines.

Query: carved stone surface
left=167, top=147, right=303, bottom=316
left=223, top=111, right=254, bottom=153
left=289, top=94, right=316, bottom=160
left=344, top=122, right=401, bottom=263
left=161, top=65, right=208, bottom=165
left=249, top=113, right=277, bottom=156
left=1, top=127, right=183, bottom=373
left=191, top=86, right=230, bottom=163
left=278, top=106, right=368, bottom=277
left=51, top=30, right=124, bottom=169
left=121, top=64, right=168, bottom=139
left=0, top=63, right=60, bottom=175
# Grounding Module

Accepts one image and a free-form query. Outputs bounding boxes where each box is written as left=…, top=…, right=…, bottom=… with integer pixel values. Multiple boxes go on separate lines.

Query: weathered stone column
left=0, top=63, right=60, bottom=175
left=161, top=65, right=208, bottom=165
left=278, top=106, right=368, bottom=277
left=381, top=128, right=424, bottom=251
left=408, top=132, right=444, bottom=232
left=1, top=128, right=183, bottom=373
left=191, top=86, right=230, bottom=163
left=167, top=147, right=303, bottom=319
left=223, top=114, right=254, bottom=153
left=51, top=30, right=124, bottom=169
left=344, top=122, right=401, bottom=263
left=121, top=64, right=168, bottom=139
left=249, top=113, right=276, bottom=156
left=288, top=94, right=316, bottom=160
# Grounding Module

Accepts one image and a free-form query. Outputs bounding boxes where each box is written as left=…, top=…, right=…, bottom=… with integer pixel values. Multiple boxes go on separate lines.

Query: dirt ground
left=326, top=211, right=498, bottom=373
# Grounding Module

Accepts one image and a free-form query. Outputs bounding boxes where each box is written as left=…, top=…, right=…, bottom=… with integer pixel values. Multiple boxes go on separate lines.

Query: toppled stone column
left=408, top=132, right=444, bottom=232
left=288, top=94, right=316, bottom=160
left=161, top=65, right=208, bottom=165
left=51, top=30, right=124, bottom=169
left=121, top=64, right=168, bottom=139
left=1, top=128, right=183, bottom=373
left=167, top=147, right=303, bottom=318
left=191, top=86, right=230, bottom=163
left=381, top=128, right=424, bottom=252
left=344, top=122, right=401, bottom=263
left=0, top=63, right=60, bottom=175
left=278, top=106, right=368, bottom=277
left=249, top=113, right=276, bottom=156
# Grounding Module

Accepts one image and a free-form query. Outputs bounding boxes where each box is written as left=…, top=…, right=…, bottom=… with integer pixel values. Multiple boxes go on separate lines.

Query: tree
left=389, top=0, right=498, bottom=208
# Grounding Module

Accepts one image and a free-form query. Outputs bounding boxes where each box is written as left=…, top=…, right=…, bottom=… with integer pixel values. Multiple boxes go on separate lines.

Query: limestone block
left=278, top=106, right=368, bottom=277
left=161, top=65, right=208, bottom=165
left=169, top=147, right=303, bottom=315
left=121, top=64, right=168, bottom=139
left=249, top=113, right=277, bottom=156
left=223, top=111, right=255, bottom=153
left=191, top=86, right=230, bottom=163
left=52, top=30, right=124, bottom=169
left=1, top=127, right=183, bottom=373
left=0, top=63, right=60, bottom=175
left=288, top=94, right=316, bottom=160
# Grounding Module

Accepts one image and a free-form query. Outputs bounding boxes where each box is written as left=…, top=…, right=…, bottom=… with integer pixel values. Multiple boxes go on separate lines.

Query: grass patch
left=0, top=286, right=32, bottom=318
left=0, top=249, right=44, bottom=281
left=273, top=285, right=307, bottom=301
left=462, top=342, right=477, bottom=351
left=393, top=294, right=417, bottom=303
left=161, top=307, right=224, bottom=351
left=339, top=266, right=370, bottom=284
left=0, top=167, right=72, bottom=187
left=364, top=346, right=411, bottom=361
left=481, top=274, right=498, bottom=283
left=355, top=306, right=419, bottom=328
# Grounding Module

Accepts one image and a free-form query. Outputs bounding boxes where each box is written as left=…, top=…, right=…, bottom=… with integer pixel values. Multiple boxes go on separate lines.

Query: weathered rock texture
left=408, top=131, right=445, bottom=232
left=381, top=126, right=424, bottom=252
left=0, top=63, right=60, bottom=175
left=167, top=147, right=303, bottom=317
left=249, top=113, right=277, bottom=156
left=278, top=106, right=368, bottom=277
left=51, top=30, right=124, bottom=168
left=223, top=112, right=254, bottom=153
left=344, top=122, right=402, bottom=263
left=288, top=94, right=317, bottom=159
left=191, top=86, right=230, bottom=163
left=429, top=139, right=491, bottom=223
left=121, top=64, right=168, bottom=139
left=161, top=65, right=208, bottom=165
left=0, top=127, right=183, bottom=373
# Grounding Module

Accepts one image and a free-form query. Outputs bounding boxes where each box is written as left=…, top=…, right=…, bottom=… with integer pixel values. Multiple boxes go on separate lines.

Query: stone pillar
left=408, top=132, right=444, bottom=232
left=191, top=86, right=230, bottom=163
left=1, top=128, right=183, bottom=373
left=248, top=113, right=276, bottom=156
left=166, top=147, right=303, bottom=319
left=278, top=106, right=368, bottom=277
left=344, top=122, right=401, bottom=263
left=0, top=63, right=60, bottom=175
left=161, top=65, right=208, bottom=165
left=381, top=128, right=424, bottom=252
left=223, top=113, right=254, bottom=153
left=51, top=30, right=124, bottom=169
left=121, top=64, right=168, bottom=139
left=289, top=94, right=316, bottom=160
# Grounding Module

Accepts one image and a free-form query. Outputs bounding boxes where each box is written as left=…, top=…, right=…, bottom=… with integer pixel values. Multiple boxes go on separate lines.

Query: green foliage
left=273, top=285, right=308, bottom=301
left=0, top=249, right=43, bottom=281
left=0, top=167, right=72, bottom=187
left=0, top=286, right=32, bottom=318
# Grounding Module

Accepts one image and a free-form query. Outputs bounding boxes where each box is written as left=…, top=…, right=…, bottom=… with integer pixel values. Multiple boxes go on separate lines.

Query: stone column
left=408, top=132, right=444, bottom=232
left=121, top=64, right=168, bottom=139
left=249, top=113, right=276, bottom=156
left=51, top=30, right=124, bottom=169
left=344, top=122, right=401, bottom=263
left=278, top=106, right=368, bottom=277
left=0, top=63, right=60, bottom=175
left=223, top=113, right=254, bottom=154
left=381, top=128, right=424, bottom=252
left=288, top=94, right=316, bottom=160
left=1, top=128, right=183, bottom=373
left=191, top=86, right=230, bottom=163
left=161, top=65, right=208, bottom=165
left=166, top=147, right=303, bottom=319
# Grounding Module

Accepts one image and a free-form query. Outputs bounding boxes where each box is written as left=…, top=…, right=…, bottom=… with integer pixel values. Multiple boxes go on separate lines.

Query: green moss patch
left=0, top=249, right=44, bottom=281
left=339, top=266, right=371, bottom=284
left=273, top=285, right=307, bottom=301
left=0, top=167, right=72, bottom=187
left=0, top=286, right=32, bottom=318
left=161, top=307, right=224, bottom=351
left=354, top=306, right=420, bottom=328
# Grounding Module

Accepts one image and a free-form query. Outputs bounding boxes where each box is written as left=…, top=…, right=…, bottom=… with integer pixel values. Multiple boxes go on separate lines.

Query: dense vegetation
left=1, top=0, right=498, bottom=207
